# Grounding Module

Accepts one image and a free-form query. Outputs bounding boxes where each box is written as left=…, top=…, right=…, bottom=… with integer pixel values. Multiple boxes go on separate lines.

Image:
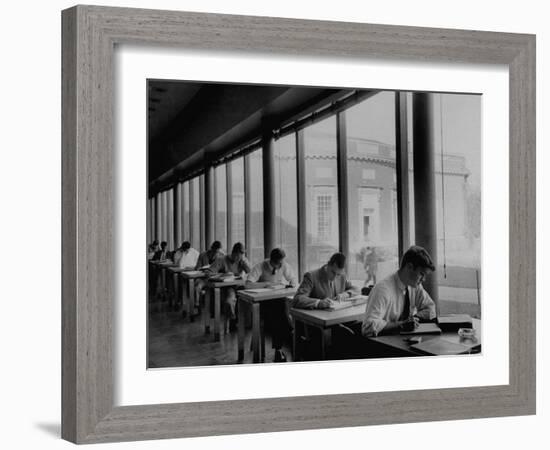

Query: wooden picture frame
left=61, top=5, right=536, bottom=444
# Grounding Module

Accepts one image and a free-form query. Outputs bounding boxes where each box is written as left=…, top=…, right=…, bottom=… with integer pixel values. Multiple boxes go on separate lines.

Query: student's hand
left=334, top=293, right=349, bottom=302
left=401, top=316, right=420, bottom=331
left=318, top=298, right=334, bottom=309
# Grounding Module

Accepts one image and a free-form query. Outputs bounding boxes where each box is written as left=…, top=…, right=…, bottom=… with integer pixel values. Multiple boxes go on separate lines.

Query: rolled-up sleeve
left=292, top=273, right=319, bottom=309
left=414, top=285, right=436, bottom=320
left=283, top=263, right=298, bottom=287
left=362, top=286, right=389, bottom=337
left=247, top=263, right=263, bottom=283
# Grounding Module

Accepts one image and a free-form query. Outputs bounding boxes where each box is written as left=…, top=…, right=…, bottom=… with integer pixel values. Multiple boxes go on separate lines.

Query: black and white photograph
left=146, top=80, right=482, bottom=367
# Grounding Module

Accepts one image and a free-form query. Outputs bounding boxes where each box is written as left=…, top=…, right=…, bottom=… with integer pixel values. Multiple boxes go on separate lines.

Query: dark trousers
left=261, top=299, right=293, bottom=350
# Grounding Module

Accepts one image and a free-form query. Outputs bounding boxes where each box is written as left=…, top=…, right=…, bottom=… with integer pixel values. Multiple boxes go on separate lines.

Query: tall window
left=182, top=181, right=190, bottom=242
left=274, top=134, right=298, bottom=272
left=229, top=158, right=245, bottom=247
left=247, top=149, right=264, bottom=264
left=303, top=116, right=338, bottom=272
left=191, top=177, right=201, bottom=250
left=214, top=165, right=227, bottom=251
left=432, top=93, right=481, bottom=318
left=345, top=92, right=397, bottom=285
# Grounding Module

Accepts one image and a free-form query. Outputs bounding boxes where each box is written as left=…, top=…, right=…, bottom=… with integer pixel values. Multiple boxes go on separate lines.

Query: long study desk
left=170, top=269, right=206, bottom=319
left=236, top=287, right=297, bottom=363
left=205, top=278, right=246, bottom=341
left=290, top=300, right=367, bottom=360
left=367, top=318, right=481, bottom=357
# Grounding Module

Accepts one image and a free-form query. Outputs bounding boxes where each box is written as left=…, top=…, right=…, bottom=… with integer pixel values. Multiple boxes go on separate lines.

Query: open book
left=242, top=284, right=289, bottom=294
left=327, top=295, right=368, bottom=311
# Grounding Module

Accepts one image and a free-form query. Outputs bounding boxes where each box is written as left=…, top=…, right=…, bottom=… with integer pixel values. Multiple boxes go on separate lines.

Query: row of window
left=148, top=91, right=481, bottom=317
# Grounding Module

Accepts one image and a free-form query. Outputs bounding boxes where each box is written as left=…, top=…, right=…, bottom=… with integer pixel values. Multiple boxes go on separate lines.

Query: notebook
left=400, top=323, right=442, bottom=335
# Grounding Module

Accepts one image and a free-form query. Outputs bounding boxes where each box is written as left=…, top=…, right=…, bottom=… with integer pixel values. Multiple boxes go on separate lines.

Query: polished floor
left=147, top=301, right=294, bottom=368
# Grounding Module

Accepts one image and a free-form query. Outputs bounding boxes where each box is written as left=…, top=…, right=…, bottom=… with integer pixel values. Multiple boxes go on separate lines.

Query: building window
left=362, top=169, right=376, bottom=180
left=316, top=194, right=333, bottom=241
left=315, top=167, right=333, bottom=178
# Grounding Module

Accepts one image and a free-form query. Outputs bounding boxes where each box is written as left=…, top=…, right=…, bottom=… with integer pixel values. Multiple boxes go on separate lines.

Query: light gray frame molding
left=62, top=5, right=536, bottom=444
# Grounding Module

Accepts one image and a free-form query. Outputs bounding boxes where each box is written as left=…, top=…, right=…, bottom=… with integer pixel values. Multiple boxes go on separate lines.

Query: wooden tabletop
left=207, top=278, right=246, bottom=288
left=179, top=270, right=207, bottom=278
left=368, top=318, right=482, bottom=355
left=237, top=287, right=297, bottom=303
left=290, top=303, right=366, bottom=328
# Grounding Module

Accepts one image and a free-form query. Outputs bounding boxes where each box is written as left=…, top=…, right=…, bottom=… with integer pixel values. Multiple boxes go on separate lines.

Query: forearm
left=291, top=295, right=320, bottom=309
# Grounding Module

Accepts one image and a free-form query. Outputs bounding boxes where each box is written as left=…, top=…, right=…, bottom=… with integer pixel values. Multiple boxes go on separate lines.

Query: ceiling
left=147, top=80, right=357, bottom=192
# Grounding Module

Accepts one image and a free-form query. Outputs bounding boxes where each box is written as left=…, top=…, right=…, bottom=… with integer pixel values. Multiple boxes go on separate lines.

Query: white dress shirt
left=178, top=248, right=200, bottom=269
left=362, top=272, right=436, bottom=336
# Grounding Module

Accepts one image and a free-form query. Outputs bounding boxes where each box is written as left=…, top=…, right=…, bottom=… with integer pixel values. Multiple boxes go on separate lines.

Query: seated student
left=195, top=240, right=224, bottom=270
left=194, top=241, right=225, bottom=306
left=176, top=241, right=200, bottom=269
left=147, top=240, right=159, bottom=260
left=246, top=248, right=298, bottom=362
left=208, top=242, right=251, bottom=331
left=361, top=245, right=436, bottom=337
left=292, top=252, right=359, bottom=309
left=152, top=241, right=169, bottom=261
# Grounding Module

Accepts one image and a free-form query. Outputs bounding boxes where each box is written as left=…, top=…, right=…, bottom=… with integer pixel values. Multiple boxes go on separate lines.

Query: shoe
left=274, top=350, right=287, bottom=363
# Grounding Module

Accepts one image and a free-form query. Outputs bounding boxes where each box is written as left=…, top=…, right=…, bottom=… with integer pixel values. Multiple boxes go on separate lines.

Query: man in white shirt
left=362, top=245, right=436, bottom=337
left=176, top=241, right=200, bottom=270
left=246, top=248, right=297, bottom=362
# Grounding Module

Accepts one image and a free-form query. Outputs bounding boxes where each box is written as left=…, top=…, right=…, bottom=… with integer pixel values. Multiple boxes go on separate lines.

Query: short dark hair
left=400, top=245, right=435, bottom=271
left=152, top=240, right=159, bottom=245
left=211, top=241, right=222, bottom=251
left=181, top=241, right=191, bottom=251
left=269, top=248, right=286, bottom=262
left=328, top=252, right=346, bottom=269
left=160, top=241, right=167, bottom=249
left=231, top=242, right=245, bottom=255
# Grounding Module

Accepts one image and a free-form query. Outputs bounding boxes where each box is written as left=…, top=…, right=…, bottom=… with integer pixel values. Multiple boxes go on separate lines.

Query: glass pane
left=229, top=158, right=245, bottom=248
left=434, top=93, right=482, bottom=318
left=192, top=177, right=200, bottom=250
left=214, top=165, right=227, bottom=251
left=274, top=134, right=298, bottom=272
left=303, top=116, right=338, bottom=273
left=345, top=91, right=398, bottom=286
left=167, top=188, right=174, bottom=250
left=182, top=181, right=190, bottom=242
left=248, top=149, right=264, bottom=265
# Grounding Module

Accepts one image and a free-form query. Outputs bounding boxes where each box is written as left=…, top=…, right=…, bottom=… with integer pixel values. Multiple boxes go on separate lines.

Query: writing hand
left=318, top=298, right=334, bottom=309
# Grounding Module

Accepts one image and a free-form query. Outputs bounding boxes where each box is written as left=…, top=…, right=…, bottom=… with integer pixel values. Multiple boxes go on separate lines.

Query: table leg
left=237, top=298, right=245, bottom=361
left=189, top=279, right=196, bottom=322
left=204, top=288, right=211, bottom=334
left=292, top=317, right=297, bottom=361
left=181, top=278, right=189, bottom=318
left=252, top=303, right=261, bottom=363
left=260, top=318, right=265, bottom=362
left=320, top=327, right=332, bottom=360
left=173, top=273, right=179, bottom=308
left=214, top=287, right=221, bottom=341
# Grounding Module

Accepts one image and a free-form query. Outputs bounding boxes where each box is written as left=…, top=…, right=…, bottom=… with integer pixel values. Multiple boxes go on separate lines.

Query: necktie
left=399, top=287, right=411, bottom=321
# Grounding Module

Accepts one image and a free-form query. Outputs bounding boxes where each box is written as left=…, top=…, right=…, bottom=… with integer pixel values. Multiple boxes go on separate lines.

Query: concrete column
left=412, top=92, right=439, bottom=302
left=204, top=166, right=215, bottom=249
left=336, top=111, right=349, bottom=263
left=262, top=131, right=276, bottom=259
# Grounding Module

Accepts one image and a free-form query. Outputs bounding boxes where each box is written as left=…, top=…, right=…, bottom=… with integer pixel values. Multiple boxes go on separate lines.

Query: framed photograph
left=62, top=5, right=535, bottom=444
